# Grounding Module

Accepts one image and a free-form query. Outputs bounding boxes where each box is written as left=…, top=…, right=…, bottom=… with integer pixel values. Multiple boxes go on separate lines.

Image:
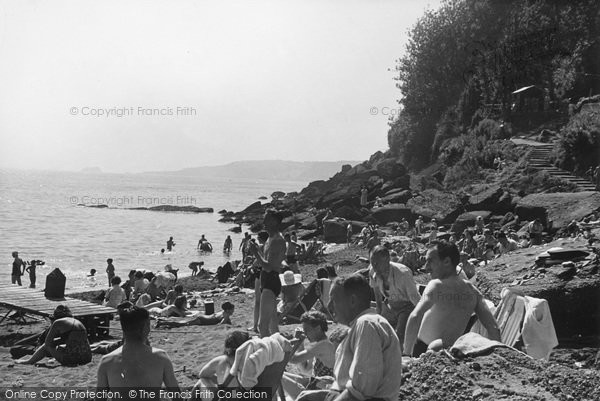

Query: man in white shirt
left=298, top=275, right=402, bottom=401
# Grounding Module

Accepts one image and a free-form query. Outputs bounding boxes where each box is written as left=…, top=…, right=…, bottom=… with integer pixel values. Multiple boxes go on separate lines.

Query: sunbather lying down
left=155, top=302, right=234, bottom=328
left=90, top=340, right=123, bottom=355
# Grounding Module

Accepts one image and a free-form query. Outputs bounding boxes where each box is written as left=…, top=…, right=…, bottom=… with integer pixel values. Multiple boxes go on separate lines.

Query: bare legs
left=16, top=344, right=52, bottom=365
left=252, top=278, right=260, bottom=332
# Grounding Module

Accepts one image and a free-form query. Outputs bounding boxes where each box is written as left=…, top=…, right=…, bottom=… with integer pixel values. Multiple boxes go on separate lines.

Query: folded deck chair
left=218, top=338, right=304, bottom=401
left=471, top=287, right=525, bottom=347
left=280, top=280, right=327, bottom=323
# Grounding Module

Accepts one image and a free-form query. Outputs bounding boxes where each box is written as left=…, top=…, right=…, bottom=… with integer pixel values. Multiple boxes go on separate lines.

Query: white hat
left=280, top=271, right=302, bottom=286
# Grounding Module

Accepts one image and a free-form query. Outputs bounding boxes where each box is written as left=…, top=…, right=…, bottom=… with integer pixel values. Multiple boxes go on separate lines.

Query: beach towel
left=449, top=332, right=511, bottom=358
left=521, top=296, right=558, bottom=361
left=230, top=333, right=287, bottom=389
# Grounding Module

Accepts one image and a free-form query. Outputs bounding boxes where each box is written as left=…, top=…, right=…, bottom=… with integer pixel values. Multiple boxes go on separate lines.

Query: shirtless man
left=11, top=251, right=25, bottom=286
left=403, top=241, right=500, bottom=357
left=167, top=237, right=175, bottom=252
left=248, top=209, right=286, bottom=337
left=223, top=235, right=233, bottom=253
left=96, top=302, right=180, bottom=398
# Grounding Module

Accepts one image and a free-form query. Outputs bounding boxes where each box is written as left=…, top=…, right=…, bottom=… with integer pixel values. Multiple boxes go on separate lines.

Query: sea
left=0, top=169, right=304, bottom=290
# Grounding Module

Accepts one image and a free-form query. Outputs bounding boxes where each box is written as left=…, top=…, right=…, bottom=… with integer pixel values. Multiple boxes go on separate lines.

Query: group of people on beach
left=9, top=203, right=598, bottom=401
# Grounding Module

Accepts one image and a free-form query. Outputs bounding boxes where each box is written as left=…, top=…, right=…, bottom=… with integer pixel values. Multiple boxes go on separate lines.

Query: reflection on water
left=0, top=169, right=302, bottom=290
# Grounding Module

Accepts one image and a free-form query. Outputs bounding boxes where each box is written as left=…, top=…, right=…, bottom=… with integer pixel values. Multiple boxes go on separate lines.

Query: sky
left=0, top=0, right=441, bottom=173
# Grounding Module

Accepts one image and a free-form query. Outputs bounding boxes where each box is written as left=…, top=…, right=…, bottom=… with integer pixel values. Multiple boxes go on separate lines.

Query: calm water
left=0, top=169, right=303, bottom=290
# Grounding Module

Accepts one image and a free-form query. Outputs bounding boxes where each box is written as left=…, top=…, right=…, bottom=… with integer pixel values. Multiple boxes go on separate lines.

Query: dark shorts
left=286, top=255, right=297, bottom=264
left=412, top=338, right=428, bottom=357
left=260, top=270, right=281, bottom=297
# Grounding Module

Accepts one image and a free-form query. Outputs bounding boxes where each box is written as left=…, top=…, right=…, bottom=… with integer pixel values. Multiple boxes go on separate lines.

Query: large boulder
left=450, top=211, right=492, bottom=234
left=371, top=205, right=413, bottom=225
left=301, top=180, right=331, bottom=198
left=298, top=214, right=317, bottom=229
left=281, top=211, right=313, bottom=230
left=241, top=201, right=263, bottom=213
left=333, top=205, right=363, bottom=220
left=380, top=189, right=412, bottom=204
left=467, top=185, right=512, bottom=213
left=476, top=237, right=600, bottom=339
left=515, top=191, right=600, bottom=229
left=374, top=158, right=407, bottom=180
left=323, top=219, right=350, bottom=243
left=407, top=189, right=463, bottom=224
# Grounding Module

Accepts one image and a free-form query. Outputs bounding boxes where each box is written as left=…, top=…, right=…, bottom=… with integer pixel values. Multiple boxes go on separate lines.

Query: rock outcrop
left=515, top=191, right=600, bottom=229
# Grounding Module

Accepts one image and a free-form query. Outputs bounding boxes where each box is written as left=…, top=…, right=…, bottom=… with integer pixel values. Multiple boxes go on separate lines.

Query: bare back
left=97, top=344, right=177, bottom=389
left=418, top=276, right=480, bottom=346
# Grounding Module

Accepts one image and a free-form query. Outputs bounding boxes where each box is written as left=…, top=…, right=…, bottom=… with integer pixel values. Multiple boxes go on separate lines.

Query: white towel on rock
left=522, top=296, right=558, bottom=361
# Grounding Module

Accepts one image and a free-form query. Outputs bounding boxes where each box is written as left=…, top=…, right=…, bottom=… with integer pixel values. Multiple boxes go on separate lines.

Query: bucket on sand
left=204, top=299, right=214, bottom=315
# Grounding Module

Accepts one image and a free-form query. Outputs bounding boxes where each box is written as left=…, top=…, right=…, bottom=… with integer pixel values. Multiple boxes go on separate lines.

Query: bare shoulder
left=424, top=278, right=442, bottom=293
left=390, top=262, right=412, bottom=274
left=99, top=348, right=122, bottom=365
left=463, top=279, right=483, bottom=297
left=152, top=347, right=173, bottom=362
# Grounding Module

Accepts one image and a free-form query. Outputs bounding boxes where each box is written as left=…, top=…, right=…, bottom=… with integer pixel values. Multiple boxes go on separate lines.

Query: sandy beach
left=0, top=248, right=361, bottom=390
left=1, top=244, right=599, bottom=400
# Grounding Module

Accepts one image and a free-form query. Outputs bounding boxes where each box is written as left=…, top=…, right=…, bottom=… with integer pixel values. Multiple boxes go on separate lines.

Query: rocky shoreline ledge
left=77, top=204, right=214, bottom=213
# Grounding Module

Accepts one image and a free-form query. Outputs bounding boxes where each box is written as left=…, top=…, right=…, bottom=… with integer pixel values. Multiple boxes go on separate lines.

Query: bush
left=550, top=109, right=600, bottom=175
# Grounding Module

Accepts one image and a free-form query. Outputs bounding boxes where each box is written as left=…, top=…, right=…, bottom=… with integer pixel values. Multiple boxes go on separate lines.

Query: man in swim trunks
left=403, top=240, right=501, bottom=357
left=11, top=251, right=25, bottom=286
left=167, top=236, right=175, bottom=251
left=248, top=209, right=286, bottom=337
left=251, top=231, right=269, bottom=333
left=240, top=232, right=251, bottom=261
left=96, top=302, right=180, bottom=398
left=223, top=235, right=233, bottom=253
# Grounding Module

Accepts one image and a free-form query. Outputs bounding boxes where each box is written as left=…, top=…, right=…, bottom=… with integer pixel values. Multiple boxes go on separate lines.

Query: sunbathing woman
left=155, top=302, right=234, bottom=328
left=281, top=311, right=336, bottom=399
left=16, top=305, right=92, bottom=366
left=147, top=295, right=189, bottom=318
